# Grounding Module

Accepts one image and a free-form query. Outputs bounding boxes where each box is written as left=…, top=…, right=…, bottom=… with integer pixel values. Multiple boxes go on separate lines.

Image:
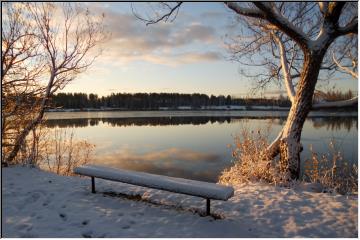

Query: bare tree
left=225, top=2, right=357, bottom=179
left=2, top=2, right=106, bottom=164
left=134, top=2, right=357, bottom=179
left=2, top=3, right=45, bottom=164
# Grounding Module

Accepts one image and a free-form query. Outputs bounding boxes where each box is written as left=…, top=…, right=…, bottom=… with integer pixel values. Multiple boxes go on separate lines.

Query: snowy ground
left=2, top=166, right=358, bottom=237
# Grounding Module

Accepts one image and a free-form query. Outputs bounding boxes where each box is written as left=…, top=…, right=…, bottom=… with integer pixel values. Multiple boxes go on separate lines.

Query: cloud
left=200, top=10, right=226, bottom=19
left=173, top=51, right=223, bottom=64
left=102, top=51, right=223, bottom=67
left=92, top=5, right=222, bottom=66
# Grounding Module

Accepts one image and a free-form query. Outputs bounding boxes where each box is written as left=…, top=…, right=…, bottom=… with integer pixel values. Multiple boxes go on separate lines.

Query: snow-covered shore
left=2, top=166, right=358, bottom=237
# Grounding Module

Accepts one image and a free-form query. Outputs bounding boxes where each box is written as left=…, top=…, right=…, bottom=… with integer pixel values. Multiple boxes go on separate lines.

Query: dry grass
left=8, top=125, right=95, bottom=176
left=219, top=128, right=358, bottom=195
left=42, top=128, right=95, bottom=176
left=7, top=123, right=50, bottom=166
left=303, top=141, right=358, bottom=195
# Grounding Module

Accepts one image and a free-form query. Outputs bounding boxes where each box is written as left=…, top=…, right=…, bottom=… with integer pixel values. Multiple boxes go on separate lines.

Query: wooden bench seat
left=74, top=164, right=234, bottom=215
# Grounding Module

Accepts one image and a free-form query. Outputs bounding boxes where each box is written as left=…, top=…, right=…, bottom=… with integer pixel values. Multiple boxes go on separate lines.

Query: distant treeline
left=50, top=92, right=291, bottom=110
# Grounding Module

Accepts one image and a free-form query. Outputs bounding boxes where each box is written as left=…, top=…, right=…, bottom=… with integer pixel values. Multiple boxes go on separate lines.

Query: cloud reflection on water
left=92, top=147, right=224, bottom=182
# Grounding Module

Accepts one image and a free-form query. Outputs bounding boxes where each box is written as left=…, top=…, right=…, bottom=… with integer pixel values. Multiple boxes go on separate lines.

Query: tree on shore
left=134, top=2, right=357, bottom=179
left=2, top=3, right=106, bottom=164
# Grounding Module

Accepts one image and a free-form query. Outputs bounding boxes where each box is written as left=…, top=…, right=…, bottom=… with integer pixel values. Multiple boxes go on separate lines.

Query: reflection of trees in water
left=44, top=116, right=288, bottom=128
left=44, top=116, right=232, bottom=128
left=230, top=117, right=287, bottom=126
left=43, top=116, right=358, bottom=131
left=309, top=117, right=358, bottom=132
left=45, top=118, right=90, bottom=128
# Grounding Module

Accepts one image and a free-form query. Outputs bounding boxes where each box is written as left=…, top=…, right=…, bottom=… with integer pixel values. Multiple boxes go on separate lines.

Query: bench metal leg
left=206, top=198, right=210, bottom=215
left=91, top=177, right=96, bottom=193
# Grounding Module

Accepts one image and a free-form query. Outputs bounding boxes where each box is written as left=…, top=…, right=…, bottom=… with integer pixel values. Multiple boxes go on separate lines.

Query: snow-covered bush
left=218, top=127, right=285, bottom=185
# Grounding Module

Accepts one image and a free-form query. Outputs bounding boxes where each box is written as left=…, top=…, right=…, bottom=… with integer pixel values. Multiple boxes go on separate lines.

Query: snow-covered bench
left=74, top=164, right=234, bottom=215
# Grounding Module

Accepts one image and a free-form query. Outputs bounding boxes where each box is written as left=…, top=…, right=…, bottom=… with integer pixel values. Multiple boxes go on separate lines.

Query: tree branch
left=252, top=2, right=310, bottom=49
left=266, top=130, right=282, bottom=158
left=224, top=2, right=265, bottom=19
left=318, top=2, right=329, bottom=15
left=132, top=2, right=183, bottom=26
left=312, top=96, right=358, bottom=109
left=337, top=17, right=358, bottom=36
left=272, top=33, right=296, bottom=103
left=324, top=2, right=346, bottom=25
left=332, top=52, right=358, bottom=78
left=316, top=2, right=355, bottom=45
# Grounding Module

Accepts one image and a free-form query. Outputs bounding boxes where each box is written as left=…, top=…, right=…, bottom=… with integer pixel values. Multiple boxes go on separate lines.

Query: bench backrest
left=74, top=164, right=234, bottom=200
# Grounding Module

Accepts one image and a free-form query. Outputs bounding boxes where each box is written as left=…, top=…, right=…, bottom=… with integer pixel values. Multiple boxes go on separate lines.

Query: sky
left=61, top=2, right=357, bottom=97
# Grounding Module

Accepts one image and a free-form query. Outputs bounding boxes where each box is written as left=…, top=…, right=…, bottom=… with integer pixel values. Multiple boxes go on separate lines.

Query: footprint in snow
left=20, top=233, right=37, bottom=238
left=82, top=230, right=93, bottom=238
left=133, top=212, right=144, bottom=217
left=59, top=213, right=67, bottom=221
left=16, top=223, right=31, bottom=230
left=82, top=220, right=90, bottom=226
left=24, top=192, right=41, bottom=205
left=42, top=199, right=51, bottom=206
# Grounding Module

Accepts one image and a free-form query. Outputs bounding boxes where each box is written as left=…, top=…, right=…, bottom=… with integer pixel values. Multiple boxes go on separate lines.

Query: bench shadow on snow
left=101, top=190, right=225, bottom=220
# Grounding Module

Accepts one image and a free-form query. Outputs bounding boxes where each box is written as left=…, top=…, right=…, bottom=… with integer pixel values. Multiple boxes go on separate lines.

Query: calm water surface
left=44, top=111, right=358, bottom=182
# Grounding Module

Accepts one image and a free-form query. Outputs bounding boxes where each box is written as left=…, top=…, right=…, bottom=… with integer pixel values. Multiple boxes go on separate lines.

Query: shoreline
left=46, top=106, right=357, bottom=113
left=44, top=109, right=358, bottom=120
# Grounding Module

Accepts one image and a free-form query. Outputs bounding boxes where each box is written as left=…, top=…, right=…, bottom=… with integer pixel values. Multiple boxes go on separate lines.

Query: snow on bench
left=74, top=164, right=234, bottom=215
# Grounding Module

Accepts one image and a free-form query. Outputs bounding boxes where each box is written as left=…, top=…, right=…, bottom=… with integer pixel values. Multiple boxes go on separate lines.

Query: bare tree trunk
left=279, top=51, right=326, bottom=179
left=5, top=73, right=55, bottom=163
left=28, top=128, right=37, bottom=166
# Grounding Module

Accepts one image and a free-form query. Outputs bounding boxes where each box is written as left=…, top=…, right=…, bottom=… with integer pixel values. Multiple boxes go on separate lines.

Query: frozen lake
left=44, top=111, right=358, bottom=182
